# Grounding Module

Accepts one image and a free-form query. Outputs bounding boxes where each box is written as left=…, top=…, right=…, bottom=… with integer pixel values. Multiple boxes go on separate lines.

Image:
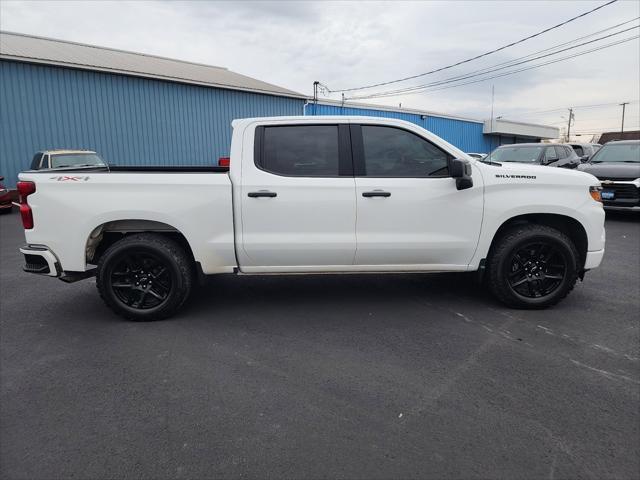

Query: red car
left=0, top=176, right=15, bottom=214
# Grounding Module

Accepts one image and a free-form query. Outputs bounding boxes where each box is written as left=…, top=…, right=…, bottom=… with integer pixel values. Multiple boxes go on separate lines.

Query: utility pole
left=490, top=85, right=495, bottom=149
left=313, top=81, right=319, bottom=115
left=620, top=102, right=629, bottom=133
left=566, top=108, right=574, bottom=141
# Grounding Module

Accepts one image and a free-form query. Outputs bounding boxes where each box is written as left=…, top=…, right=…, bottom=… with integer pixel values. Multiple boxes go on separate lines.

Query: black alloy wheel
left=109, top=251, right=173, bottom=310
left=506, top=242, right=567, bottom=299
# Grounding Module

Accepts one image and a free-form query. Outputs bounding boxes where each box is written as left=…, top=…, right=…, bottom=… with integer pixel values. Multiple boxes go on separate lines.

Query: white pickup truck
left=17, top=116, right=606, bottom=321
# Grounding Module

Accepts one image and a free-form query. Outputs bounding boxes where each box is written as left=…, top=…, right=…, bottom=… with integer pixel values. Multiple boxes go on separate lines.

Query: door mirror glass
left=580, top=155, right=590, bottom=162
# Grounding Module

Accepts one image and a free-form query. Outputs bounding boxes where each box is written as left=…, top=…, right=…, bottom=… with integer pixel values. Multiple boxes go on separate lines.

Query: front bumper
left=584, top=249, right=605, bottom=270
left=20, top=245, right=61, bottom=277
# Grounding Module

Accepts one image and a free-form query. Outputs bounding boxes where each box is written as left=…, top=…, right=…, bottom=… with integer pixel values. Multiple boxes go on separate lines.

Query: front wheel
left=96, top=233, right=194, bottom=321
left=487, top=224, right=580, bottom=308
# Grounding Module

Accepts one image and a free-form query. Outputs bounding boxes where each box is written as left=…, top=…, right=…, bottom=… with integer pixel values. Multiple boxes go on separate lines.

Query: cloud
left=1, top=0, right=638, bottom=133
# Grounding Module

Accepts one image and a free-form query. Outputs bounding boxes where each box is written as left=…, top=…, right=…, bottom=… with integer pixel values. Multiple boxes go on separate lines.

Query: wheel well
left=488, top=214, right=588, bottom=268
left=86, top=220, right=195, bottom=266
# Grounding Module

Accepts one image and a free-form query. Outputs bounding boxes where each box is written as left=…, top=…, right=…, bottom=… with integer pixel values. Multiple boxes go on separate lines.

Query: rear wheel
left=487, top=224, right=580, bottom=308
left=96, top=233, right=193, bottom=321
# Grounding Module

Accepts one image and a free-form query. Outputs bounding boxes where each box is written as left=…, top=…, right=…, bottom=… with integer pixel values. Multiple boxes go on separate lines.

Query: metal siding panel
left=0, top=60, right=304, bottom=186
left=307, top=103, right=493, bottom=154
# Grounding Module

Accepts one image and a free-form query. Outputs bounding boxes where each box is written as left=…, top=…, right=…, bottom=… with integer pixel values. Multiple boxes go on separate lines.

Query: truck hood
left=577, top=162, right=640, bottom=181
left=491, top=161, right=597, bottom=184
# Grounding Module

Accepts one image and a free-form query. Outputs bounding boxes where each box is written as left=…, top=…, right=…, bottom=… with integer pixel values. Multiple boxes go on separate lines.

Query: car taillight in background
left=218, top=157, right=230, bottom=167
left=17, top=181, right=36, bottom=229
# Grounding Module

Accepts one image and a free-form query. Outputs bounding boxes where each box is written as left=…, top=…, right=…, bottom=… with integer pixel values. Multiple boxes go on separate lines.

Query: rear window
left=260, top=125, right=340, bottom=176
left=590, top=143, right=640, bottom=163
left=50, top=153, right=104, bottom=168
left=488, top=146, right=544, bottom=163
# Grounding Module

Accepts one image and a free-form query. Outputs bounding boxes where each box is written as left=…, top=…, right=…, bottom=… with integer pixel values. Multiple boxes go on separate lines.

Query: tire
left=487, top=224, right=580, bottom=309
left=96, top=233, right=194, bottom=321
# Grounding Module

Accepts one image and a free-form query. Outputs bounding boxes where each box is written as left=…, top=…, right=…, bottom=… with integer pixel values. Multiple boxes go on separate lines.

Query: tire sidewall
left=98, top=238, right=186, bottom=320
left=494, top=231, right=578, bottom=307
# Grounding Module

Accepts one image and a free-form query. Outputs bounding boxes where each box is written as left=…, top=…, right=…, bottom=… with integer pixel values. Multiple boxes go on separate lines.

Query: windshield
left=589, top=143, right=640, bottom=163
left=487, top=146, right=544, bottom=163
left=50, top=153, right=105, bottom=168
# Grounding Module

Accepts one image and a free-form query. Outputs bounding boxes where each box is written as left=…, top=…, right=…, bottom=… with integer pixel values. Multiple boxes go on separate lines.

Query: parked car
left=0, top=176, right=14, bottom=214
left=568, top=143, right=601, bottom=162
left=17, top=116, right=605, bottom=320
left=485, top=143, right=581, bottom=168
left=577, top=140, right=640, bottom=209
left=466, top=152, right=487, bottom=160
left=30, top=150, right=105, bottom=170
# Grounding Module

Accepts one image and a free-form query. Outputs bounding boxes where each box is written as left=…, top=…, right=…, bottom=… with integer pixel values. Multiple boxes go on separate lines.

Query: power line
left=347, top=34, right=638, bottom=100
left=327, top=0, right=619, bottom=93
left=349, top=21, right=639, bottom=99
left=501, top=101, right=639, bottom=119
left=346, top=26, right=639, bottom=100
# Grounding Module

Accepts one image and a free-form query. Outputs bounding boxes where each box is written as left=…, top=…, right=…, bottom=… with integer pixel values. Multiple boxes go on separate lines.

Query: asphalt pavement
left=1, top=209, right=638, bottom=479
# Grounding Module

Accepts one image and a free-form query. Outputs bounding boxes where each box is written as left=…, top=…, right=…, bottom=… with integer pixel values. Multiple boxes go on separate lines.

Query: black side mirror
left=580, top=155, right=589, bottom=162
left=448, top=158, right=473, bottom=190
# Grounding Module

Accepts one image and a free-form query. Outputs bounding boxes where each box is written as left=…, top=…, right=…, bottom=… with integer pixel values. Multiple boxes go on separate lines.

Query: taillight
left=218, top=157, right=230, bottom=167
left=17, top=181, right=36, bottom=229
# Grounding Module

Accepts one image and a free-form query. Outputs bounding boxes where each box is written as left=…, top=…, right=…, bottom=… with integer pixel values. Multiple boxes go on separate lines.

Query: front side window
left=260, top=125, right=340, bottom=176
left=572, top=145, right=584, bottom=156
left=360, top=125, right=449, bottom=177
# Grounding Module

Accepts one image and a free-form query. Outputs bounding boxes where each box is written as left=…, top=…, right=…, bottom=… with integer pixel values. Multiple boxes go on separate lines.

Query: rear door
left=238, top=123, right=357, bottom=271
left=351, top=124, right=484, bottom=268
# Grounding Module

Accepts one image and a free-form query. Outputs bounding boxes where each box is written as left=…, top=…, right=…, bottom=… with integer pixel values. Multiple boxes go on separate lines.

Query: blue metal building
left=0, top=31, right=558, bottom=187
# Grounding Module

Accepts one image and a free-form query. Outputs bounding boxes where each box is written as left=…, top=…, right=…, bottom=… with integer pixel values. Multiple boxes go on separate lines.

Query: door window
left=545, top=147, right=559, bottom=162
left=555, top=146, right=568, bottom=159
left=572, top=145, right=584, bottom=156
left=359, top=125, right=449, bottom=177
left=259, top=125, right=340, bottom=177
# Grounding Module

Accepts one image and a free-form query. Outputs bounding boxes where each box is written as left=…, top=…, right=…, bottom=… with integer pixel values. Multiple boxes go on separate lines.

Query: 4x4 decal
left=49, top=176, right=90, bottom=182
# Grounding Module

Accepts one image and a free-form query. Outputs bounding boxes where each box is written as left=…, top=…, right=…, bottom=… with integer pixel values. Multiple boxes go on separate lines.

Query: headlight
left=589, top=185, right=602, bottom=203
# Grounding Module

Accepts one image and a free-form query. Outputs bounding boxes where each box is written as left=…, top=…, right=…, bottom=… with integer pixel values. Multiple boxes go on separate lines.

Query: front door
left=351, top=124, right=484, bottom=269
left=238, top=124, right=356, bottom=272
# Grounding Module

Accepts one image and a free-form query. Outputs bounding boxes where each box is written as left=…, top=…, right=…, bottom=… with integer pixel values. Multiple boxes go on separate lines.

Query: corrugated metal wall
left=0, top=60, right=304, bottom=186
left=306, top=103, right=493, bottom=154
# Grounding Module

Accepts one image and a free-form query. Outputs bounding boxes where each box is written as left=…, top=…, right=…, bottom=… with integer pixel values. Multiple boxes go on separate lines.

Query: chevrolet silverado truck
left=17, top=116, right=606, bottom=321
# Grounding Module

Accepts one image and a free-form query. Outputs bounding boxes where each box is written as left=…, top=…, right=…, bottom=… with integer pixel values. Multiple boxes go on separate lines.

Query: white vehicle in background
left=30, top=150, right=105, bottom=170
left=466, top=152, right=487, bottom=160
left=17, top=116, right=605, bottom=321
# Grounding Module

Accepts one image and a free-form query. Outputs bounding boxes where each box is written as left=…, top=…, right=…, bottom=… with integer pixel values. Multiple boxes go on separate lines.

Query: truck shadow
left=185, top=272, right=492, bottom=324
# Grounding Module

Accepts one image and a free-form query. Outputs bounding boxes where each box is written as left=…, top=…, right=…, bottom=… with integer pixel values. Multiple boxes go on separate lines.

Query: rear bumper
left=20, top=245, right=61, bottom=277
left=584, top=249, right=605, bottom=270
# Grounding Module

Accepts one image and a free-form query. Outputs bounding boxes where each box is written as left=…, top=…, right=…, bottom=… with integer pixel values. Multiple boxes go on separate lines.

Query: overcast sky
left=1, top=0, right=639, bottom=137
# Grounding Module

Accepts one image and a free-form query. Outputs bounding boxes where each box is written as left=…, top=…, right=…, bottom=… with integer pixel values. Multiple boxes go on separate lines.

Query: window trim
left=351, top=124, right=453, bottom=178
left=254, top=124, right=353, bottom=178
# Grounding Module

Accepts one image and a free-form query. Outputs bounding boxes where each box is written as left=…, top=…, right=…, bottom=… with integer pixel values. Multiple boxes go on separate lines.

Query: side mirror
left=580, top=155, right=589, bottom=162
left=448, top=158, right=473, bottom=190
